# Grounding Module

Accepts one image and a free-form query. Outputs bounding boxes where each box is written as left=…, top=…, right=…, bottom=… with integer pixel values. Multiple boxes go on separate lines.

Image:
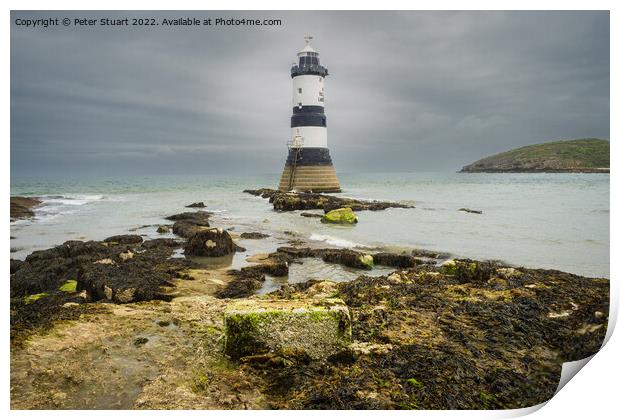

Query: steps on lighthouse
left=278, top=165, right=341, bottom=193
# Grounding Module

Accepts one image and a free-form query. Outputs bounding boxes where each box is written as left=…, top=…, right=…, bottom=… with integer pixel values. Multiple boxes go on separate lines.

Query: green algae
left=59, top=280, right=77, bottom=293
left=359, top=254, right=374, bottom=269
left=406, top=378, right=424, bottom=388
left=23, top=293, right=48, bottom=305
left=224, top=299, right=352, bottom=359
left=321, top=207, right=358, bottom=224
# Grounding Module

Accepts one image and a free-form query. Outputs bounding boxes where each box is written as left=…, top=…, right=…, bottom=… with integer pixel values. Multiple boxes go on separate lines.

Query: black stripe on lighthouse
left=285, top=147, right=334, bottom=166
left=291, top=115, right=326, bottom=127
left=292, top=105, right=324, bottom=114
left=290, top=105, right=326, bottom=128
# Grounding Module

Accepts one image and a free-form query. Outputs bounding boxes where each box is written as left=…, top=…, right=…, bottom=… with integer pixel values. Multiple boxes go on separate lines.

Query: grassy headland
left=461, top=138, right=610, bottom=173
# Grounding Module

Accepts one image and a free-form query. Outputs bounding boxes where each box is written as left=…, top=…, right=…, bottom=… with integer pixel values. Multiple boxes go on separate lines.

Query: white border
left=3, top=2, right=616, bottom=419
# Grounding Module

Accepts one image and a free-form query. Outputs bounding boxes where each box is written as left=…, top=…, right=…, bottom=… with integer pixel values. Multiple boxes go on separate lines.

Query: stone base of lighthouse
left=278, top=147, right=341, bottom=193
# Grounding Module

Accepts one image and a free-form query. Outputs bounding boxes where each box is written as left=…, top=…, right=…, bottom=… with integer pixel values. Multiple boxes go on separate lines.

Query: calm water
left=10, top=172, right=610, bottom=278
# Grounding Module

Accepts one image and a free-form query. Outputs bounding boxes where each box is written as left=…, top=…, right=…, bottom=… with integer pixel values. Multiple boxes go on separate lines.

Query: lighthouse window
left=311, top=57, right=318, bottom=65
left=298, top=88, right=302, bottom=94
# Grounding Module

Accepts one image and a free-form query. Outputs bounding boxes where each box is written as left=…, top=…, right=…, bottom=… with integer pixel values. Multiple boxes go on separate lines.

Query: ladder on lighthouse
left=286, top=134, right=304, bottom=191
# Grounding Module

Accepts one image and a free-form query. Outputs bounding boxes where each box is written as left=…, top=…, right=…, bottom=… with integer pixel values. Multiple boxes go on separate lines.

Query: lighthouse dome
left=291, top=37, right=328, bottom=78
left=297, top=43, right=317, bottom=56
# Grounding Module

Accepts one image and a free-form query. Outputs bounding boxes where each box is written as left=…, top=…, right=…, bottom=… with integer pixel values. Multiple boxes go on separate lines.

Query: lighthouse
left=278, top=37, right=341, bottom=193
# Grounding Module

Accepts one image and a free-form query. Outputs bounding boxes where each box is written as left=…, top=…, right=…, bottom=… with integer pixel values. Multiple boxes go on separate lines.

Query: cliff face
left=460, top=138, right=610, bottom=173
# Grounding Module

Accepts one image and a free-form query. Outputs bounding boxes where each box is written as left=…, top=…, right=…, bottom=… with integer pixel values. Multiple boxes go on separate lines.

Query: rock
left=103, top=235, right=143, bottom=245
left=115, top=288, right=137, bottom=303
left=103, top=285, right=113, bottom=300
left=156, top=225, right=170, bottom=234
left=10, top=259, right=24, bottom=275
left=224, top=298, right=351, bottom=360
left=240, top=232, right=270, bottom=239
left=349, top=342, right=394, bottom=356
left=184, top=228, right=244, bottom=257
left=387, top=272, right=404, bottom=283
left=76, top=248, right=185, bottom=303
left=239, top=256, right=289, bottom=277
left=134, top=337, right=149, bottom=347
left=10, top=196, right=42, bottom=221
left=185, top=202, right=206, bottom=208
left=276, top=247, right=313, bottom=258
left=244, top=188, right=413, bottom=212
left=303, top=281, right=339, bottom=298
left=440, top=259, right=496, bottom=284
left=322, top=249, right=374, bottom=270
left=165, top=211, right=212, bottom=222
left=142, top=238, right=179, bottom=249
left=458, top=208, right=483, bottom=214
left=300, top=212, right=323, bottom=218
left=496, top=267, right=523, bottom=278
left=11, top=240, right=116, bottom=297
left=216, top=271, right=266, bottom=299
left=166, top=211, right=212, bottom=238
left=119, top=250, right=134, bottom=261
left=321, top=208, right=358, bottom=224
left=373, top=252, right=417, bottom=268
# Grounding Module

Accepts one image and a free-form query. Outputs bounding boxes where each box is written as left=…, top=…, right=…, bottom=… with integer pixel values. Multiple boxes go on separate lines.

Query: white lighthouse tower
left=278, top=37, right=341, bottom=192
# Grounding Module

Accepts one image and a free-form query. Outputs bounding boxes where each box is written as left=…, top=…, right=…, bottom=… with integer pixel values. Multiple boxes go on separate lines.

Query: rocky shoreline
left=244, top=188, right=414, bottom=212
left=10, top=193, right=609, bottom=410
left=10, top=196, right=42, bottom=221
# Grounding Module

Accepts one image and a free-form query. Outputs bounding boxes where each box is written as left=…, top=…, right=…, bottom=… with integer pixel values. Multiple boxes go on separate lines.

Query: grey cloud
left=11, top=11, right=609, bottom=176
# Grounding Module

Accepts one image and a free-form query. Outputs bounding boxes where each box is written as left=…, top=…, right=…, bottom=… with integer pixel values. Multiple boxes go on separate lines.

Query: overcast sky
left=10, top=11, right=609, bottom=177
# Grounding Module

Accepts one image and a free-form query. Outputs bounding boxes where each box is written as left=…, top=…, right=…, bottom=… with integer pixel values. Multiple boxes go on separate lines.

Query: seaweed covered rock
left=300, top=212, right=323, bottom=218
left=216, top=270, right=266, bottom=299
left=184, top=228, right=245, bottom=257
left=142, top=238, right=180, bottom=249
left=11, top=240, right=116, bottom=297
left=224, top=298, right=351, bottom=360
left=441, top=259, right=496, bottom=284
left=77, top=251, right=188, bottom=303
left=321, top=208, right=358, bottom=224
left=239, top=257, right=289, bottom=277
left=244, top=188, right=413, bottom=213
left=166, top=211, right=212, bottom=238
left=156, top=225, right=170, bottom=234
left=322, top=249, right=374, bottom=270
left=103, top=234, right=143, bottom=245
left=11, top=235, right=188, bottom=347
left=373, top=252, right=418, bottom=268
left=185, top=202, right=206, bottom=208
left=240, top=232, right=270, bottom=239
left=259, top=262, right=609, bottom=409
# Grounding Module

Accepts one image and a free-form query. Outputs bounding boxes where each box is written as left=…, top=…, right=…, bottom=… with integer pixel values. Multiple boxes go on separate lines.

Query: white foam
left=309, top=233, right=368, bottom=249
left=41, top=194, right=106, bottom=206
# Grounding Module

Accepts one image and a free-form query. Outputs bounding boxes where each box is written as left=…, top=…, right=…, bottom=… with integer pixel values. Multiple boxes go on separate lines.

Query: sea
left=10, top=172, right=610, bottom=282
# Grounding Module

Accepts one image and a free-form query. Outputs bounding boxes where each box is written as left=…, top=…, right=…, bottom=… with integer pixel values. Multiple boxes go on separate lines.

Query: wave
left=309, top=233, right=369, bottom=249
left=20, top=194, right=114, bottom=223
left=40, top=194, right=106, bottom=206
